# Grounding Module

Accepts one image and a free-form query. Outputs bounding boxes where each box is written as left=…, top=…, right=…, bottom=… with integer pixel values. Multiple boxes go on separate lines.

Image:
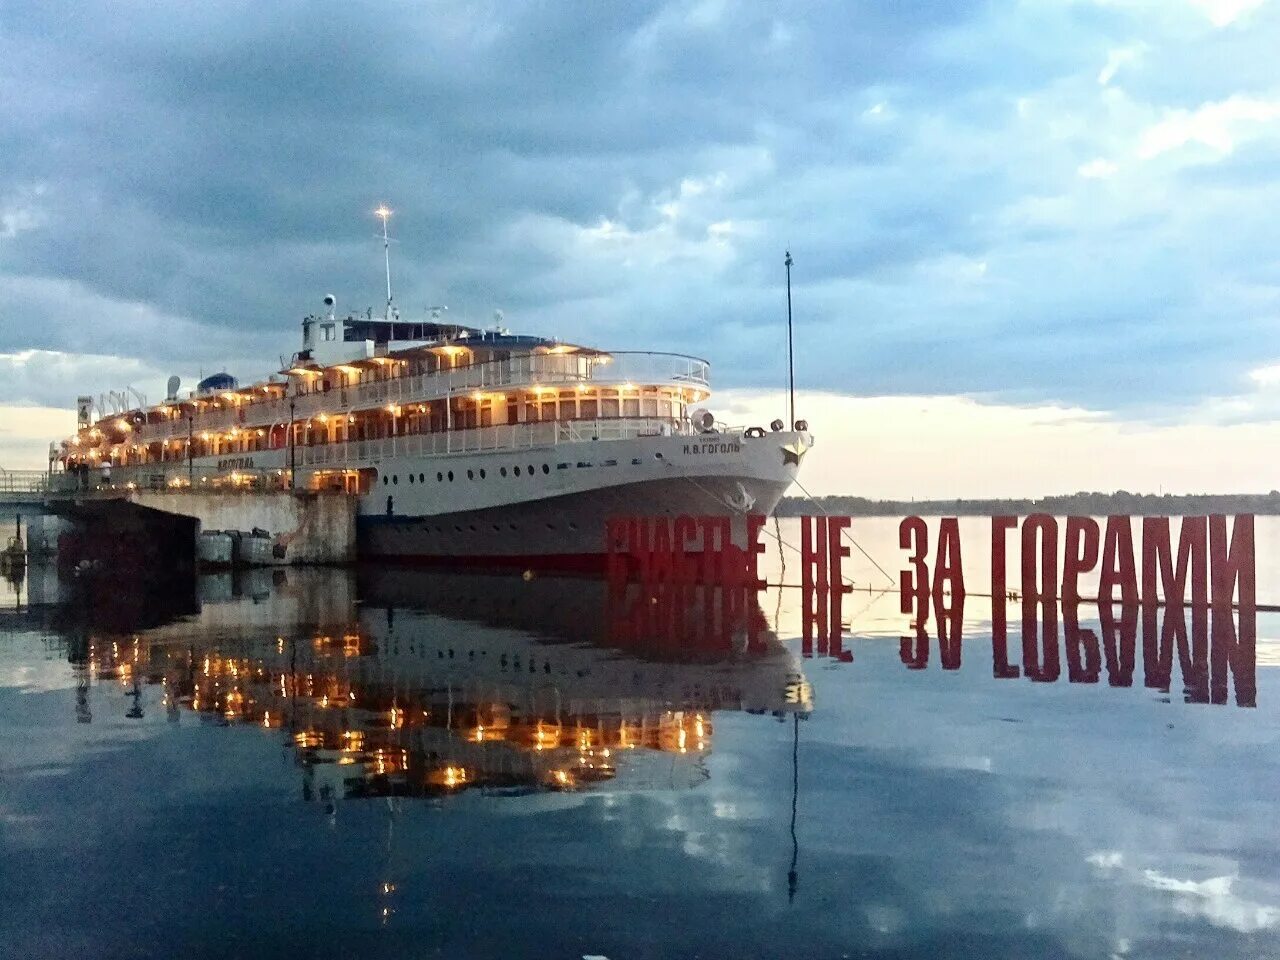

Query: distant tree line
left=775, top=490, right=1280, bottom=517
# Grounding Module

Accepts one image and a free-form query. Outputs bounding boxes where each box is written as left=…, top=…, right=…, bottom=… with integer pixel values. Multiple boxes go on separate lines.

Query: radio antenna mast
left=375, top=204, right=394, bottom=320
left=785, top=250, right=796, bottom=428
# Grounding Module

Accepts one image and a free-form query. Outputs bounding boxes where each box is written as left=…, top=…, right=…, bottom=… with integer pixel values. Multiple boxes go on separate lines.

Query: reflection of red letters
left=1211, top=604, right=1256, bottom=708
left=1063, top=603, right=1101, bottom=684
left=900, top=619, right=928, bottom=669
left=1021, top=592, right=1060, bottom=683
left=934, top=588, right=964, bottom=670
left=1099, top=602, right=1138, bottom=687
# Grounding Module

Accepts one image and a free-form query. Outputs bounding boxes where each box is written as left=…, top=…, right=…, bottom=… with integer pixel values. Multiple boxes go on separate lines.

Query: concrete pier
left=49, top=489, right=357, bottom=567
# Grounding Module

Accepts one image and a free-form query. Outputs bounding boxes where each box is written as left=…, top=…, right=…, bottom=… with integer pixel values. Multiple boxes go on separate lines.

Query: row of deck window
left=70, top=388, right=684, bottom=467
left=379, top=453, right=656, bottom=487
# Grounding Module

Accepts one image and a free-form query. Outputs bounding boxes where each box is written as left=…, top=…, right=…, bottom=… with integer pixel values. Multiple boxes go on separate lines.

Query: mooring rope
left=789, top=476, right=897, bottom=588
left=665, top=465, right=856, bottom=588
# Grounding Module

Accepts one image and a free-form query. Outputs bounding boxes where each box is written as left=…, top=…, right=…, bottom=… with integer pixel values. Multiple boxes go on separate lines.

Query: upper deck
left=59, top=336, right=712, bottom=473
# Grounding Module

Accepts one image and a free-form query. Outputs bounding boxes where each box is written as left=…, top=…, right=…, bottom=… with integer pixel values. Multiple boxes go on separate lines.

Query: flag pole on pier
left=785, top=250, right=796, bottom=428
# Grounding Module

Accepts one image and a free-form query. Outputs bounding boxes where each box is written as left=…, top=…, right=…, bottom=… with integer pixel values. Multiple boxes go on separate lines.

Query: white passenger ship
left=58, top=285, right=811, bottom=567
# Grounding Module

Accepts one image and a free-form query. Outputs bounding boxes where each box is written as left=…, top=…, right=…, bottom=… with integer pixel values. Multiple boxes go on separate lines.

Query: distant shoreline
left=776, top=491, right=1280, bottom=517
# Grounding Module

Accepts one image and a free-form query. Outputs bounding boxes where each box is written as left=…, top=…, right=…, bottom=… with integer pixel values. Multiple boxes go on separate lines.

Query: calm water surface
left=1, top=518, right=1277, bottom=960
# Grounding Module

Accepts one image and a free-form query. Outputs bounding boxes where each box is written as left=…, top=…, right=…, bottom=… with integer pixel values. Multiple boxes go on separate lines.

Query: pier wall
left=130, top=491, right=356, bottom=565
left=49, top=490, right=357, bottom=567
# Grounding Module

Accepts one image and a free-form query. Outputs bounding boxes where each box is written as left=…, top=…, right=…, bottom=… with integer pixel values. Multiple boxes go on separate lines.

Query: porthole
left=542, top=463, right=550, bottom=474
left=448, top=471, right=454, bottom=482
left=467, top=469, right=474, bottom=480
left=382, top=475, right=389, bottom=485
left=514, top=465, right=521, bottom=477
left=479, top=468, right=486, bottom=479
left=437, top=472, right=443, bottom=482
left=546, top=522, right=555, bottom=530
left=408, top=474, right=414, bottom=484
left=654, top=452, right=664, bottom=459
left=491, top=524, right=501, bottom=532
left=500, top=467, right=507, bottom=477
left=419, top=473, right=425, bottom=483
left=508, top=523, right=518, bottom=531
left=392, top=474, right=398, bottom=485
left=632, top=458, right=642, bottom=465
left=468, top=524, right=477, bottom=532
left=527, top=464, right=534, bottom=475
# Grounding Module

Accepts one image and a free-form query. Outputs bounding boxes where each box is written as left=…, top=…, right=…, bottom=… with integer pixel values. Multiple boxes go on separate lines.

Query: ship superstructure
left=56, top=255, right=811, bottom=564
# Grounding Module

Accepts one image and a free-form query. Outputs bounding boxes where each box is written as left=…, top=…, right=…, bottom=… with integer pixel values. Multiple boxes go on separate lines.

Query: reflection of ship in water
left=76, top=568, right=811, bottom=800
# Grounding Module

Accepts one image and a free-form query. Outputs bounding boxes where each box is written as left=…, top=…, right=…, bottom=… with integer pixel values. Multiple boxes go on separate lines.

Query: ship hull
left=73, top=427, right=809, bottom=567
left=357, top=472, right=791, bottom=568
left=354, top=429, right=808, bottom=567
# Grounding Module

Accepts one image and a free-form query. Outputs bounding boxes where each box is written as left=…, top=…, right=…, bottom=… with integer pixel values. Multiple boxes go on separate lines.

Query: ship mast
left=376, top=204, right=394, bottom=321
left=785, top=250, right=795, bottom=429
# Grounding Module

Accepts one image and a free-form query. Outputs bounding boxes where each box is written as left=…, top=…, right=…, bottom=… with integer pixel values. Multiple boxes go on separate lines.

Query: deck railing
left=47, top=416, right=705, bottom=492
left=126, top=352, right=709, bottom=446
left=297, top=417, right=689, bottom=466
left=0, top=470, right=49, bottom=494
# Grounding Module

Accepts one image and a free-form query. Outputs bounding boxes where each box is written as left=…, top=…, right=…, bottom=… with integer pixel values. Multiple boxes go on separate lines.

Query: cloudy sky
left=2, top=0, right=1278, bottom=494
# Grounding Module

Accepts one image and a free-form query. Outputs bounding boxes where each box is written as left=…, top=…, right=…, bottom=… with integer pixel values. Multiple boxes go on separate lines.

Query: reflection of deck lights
left=533, top=723, right=559, bottom=750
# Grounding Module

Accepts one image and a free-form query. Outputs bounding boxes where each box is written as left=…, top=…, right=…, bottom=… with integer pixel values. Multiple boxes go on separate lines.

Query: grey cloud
left=0, top=0, right=1278, bottom=418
